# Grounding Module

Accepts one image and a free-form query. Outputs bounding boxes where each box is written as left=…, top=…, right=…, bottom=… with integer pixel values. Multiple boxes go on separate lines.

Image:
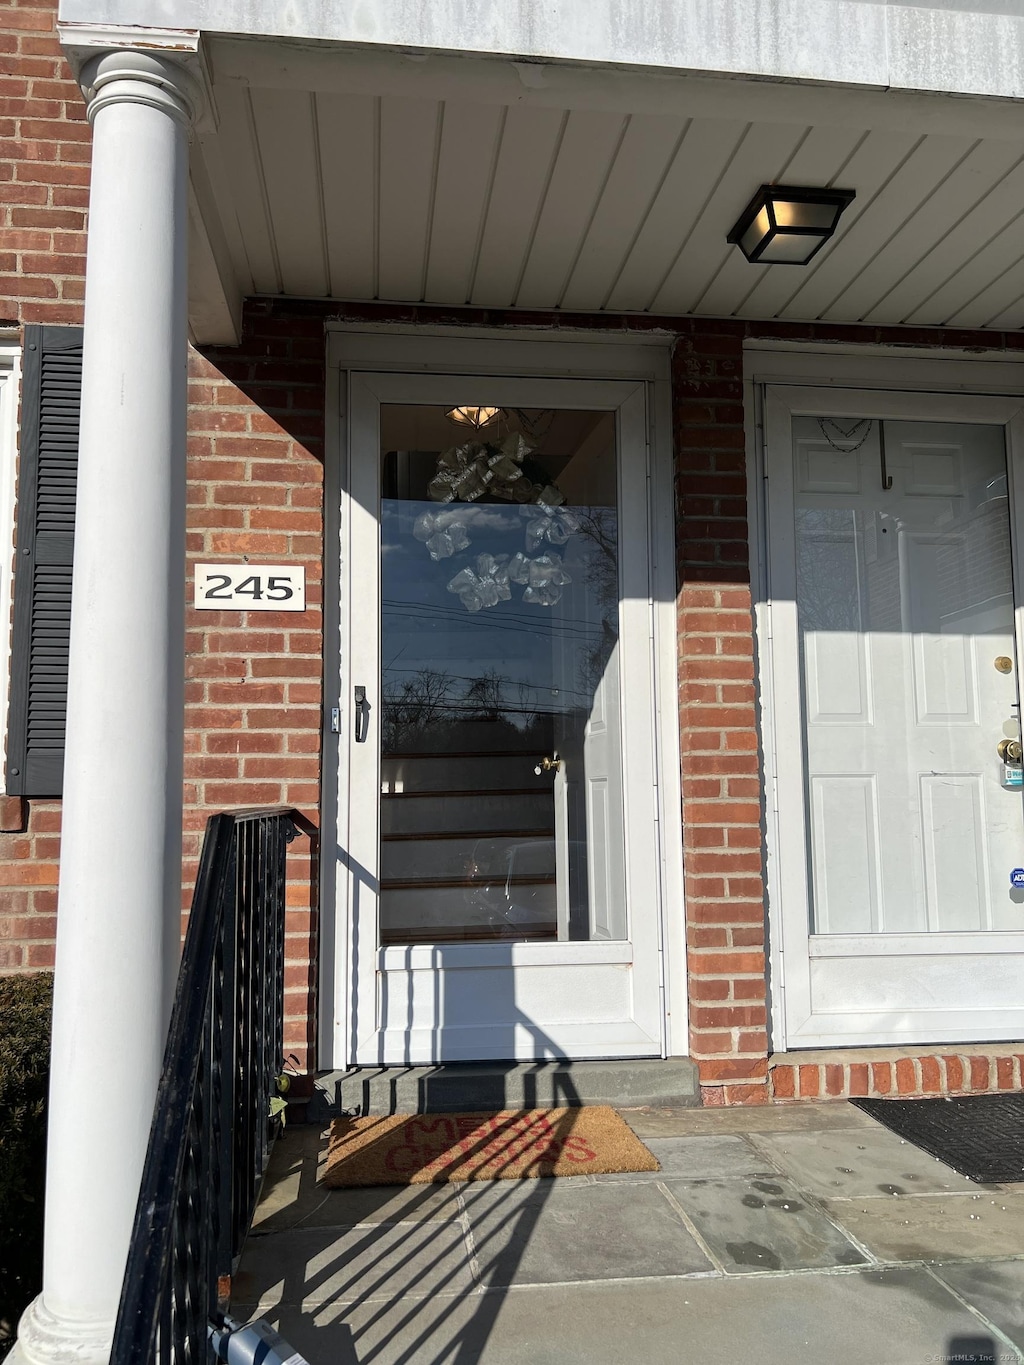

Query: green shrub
left=0, top=973, right=52, bottom=1360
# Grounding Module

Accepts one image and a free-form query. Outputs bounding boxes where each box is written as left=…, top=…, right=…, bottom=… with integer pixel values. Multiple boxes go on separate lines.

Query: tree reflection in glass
left=378, top=407, right=627, bottom=946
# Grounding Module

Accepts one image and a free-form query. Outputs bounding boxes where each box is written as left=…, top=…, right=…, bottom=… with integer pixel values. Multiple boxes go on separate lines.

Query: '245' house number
left=194, top=564, right=306, bottom=612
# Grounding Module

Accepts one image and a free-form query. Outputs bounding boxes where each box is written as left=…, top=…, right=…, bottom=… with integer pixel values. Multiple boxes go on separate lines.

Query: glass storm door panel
left=765, top=386, right=1024, bottom=1050
left=794, top=417, right=1023, bottom=935
left=342, top=373, right=664, bottom=1065
left=378, top=405, right=626, bottom=946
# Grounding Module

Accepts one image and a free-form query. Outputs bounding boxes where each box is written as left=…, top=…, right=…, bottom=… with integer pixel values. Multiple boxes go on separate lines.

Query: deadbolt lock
left=534, top=755, right=562, bottom=775
left=998, top=738, right=1023, bottom=765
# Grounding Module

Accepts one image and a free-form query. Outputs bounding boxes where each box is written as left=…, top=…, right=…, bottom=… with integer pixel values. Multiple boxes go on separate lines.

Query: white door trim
left=753, top=370, right=1024, bottom=1050
left=319, top=329, right=685, bottom=1067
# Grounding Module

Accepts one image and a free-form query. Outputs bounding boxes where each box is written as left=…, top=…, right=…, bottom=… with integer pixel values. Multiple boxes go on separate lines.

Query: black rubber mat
left=851, top=1092, right=1024, bottom=1184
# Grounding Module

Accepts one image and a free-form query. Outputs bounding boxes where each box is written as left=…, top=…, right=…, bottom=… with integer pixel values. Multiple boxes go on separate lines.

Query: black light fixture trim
left=727, top=184, right=856, bottom=265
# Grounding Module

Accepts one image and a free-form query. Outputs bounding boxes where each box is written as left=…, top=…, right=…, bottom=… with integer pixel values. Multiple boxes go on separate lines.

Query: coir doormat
left=851, top=1093, right=1024, bottom=1184
left=322, top=1107, right=659, bottom=1187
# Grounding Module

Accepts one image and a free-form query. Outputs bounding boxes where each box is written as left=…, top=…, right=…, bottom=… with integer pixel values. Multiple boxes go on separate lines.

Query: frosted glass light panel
left=792, top=416, right=1023, bottom=935
left=378, top=406, right=627, bottom=945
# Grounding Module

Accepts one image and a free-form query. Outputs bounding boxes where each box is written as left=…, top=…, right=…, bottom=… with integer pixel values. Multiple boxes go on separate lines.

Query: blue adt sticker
left=1011, top=869, right=1024, bottom=890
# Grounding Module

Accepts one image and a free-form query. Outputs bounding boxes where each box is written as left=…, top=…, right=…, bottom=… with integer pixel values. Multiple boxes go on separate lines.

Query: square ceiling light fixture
left=727, top=185, right=856, bottom=264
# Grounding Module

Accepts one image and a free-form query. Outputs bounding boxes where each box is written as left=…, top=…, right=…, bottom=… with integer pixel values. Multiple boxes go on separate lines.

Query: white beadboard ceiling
left=188, top=40, right=1024, bottom=342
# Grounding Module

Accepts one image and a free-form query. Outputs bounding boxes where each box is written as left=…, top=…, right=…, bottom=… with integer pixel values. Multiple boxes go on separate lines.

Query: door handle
left=354, top=685, right=370, bottom=743
left=534, top=755, right=561, bottom=775
left=998, top=738, right=1022, bottom=765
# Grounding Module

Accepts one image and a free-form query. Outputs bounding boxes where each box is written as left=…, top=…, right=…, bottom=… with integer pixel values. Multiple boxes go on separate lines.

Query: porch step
left=312, top=1059, right=700, bottom=1118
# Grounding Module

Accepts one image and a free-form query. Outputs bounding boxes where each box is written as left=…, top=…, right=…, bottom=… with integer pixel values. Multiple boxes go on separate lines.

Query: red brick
left=871, top=1062, right=893, bottom=1095
left=205, top=731, right=283, bottom=755
left=919, top=1056, right=942, bottom=1092
left=722, top=1081, right=769, bottom=1106
left=895, top=1058, right=917, bottom=1095
left=698, top=1057, right=768, bottom=1082
left=687, top=926, right=729, bottom=948
left=202, top=782, right=284, bottom=807
left=736, top=1030, right=768, bottom=1053
left=824, top=1064, right=845, bottom=1097
left=771, top=1066, right=795, bottom=1100
left=0, top=796, right=26, bottom=833
left=730, top=927, right=764, bottom=948
left=969, top=1056, right=991, bottom=1091
left=848, top=1063, right=869, bottom=1097
left=996, top=1056, right=1014, bottom=1090
left=797, top=1065, right=820, bottom=1099
left=0, top=861, right=57, bottom=886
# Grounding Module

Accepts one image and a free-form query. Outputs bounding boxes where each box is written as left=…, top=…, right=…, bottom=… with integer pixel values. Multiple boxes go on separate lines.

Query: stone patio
left=230, top=1102, right=1024, bottom=1364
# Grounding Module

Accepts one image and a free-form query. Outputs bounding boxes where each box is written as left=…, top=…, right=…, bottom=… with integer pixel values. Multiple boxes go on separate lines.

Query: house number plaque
left=194, top=564, right=306, bottom=611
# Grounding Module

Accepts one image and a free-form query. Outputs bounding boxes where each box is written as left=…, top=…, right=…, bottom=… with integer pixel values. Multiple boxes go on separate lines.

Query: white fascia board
left=887, top=6, right=1024, bottom=100
left=58, top=1, right=1024, bottom=100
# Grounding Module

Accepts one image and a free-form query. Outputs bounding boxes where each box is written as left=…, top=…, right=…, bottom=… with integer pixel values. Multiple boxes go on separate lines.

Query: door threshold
left=314, top=1059, right=699, bottom=1116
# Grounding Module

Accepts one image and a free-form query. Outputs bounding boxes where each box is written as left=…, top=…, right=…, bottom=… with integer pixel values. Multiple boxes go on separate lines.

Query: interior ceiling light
left=445, top=405, right=502, bottom=430
left=727, top=185, right=856, bottom=265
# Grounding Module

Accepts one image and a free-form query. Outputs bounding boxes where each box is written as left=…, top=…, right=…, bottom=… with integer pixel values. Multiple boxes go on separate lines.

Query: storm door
left=341, top=373, right=664, bottom=1063
left=765, top=385, right=1024, bottom=1048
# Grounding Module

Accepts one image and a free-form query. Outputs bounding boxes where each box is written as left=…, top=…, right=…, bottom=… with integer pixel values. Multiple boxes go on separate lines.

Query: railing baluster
left=110, top=808, right=311, bottom=1365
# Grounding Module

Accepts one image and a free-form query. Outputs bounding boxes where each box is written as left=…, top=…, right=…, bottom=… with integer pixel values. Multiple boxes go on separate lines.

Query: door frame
left=745, top=343, right=1024, bottom=1051
left=320, top=328, right=684, bottom=1068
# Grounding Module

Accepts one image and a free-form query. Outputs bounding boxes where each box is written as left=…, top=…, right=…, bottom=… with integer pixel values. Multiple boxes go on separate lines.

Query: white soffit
left=187, top=40, right=1024, bottom=338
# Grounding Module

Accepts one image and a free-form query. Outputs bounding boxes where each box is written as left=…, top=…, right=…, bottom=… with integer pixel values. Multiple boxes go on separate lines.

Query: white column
left=13, top=50, right=197, bottom=1365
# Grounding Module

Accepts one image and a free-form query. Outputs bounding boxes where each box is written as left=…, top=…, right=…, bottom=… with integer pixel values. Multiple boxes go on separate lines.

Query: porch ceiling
left=188, top=39, right=1024, bottom=344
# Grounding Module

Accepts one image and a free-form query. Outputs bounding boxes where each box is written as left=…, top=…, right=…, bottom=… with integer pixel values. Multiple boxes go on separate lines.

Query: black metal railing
left=111, top=807, right=313, bottom=1365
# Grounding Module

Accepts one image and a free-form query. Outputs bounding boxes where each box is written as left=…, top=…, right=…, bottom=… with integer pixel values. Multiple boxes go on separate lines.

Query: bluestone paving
left=233, top=1220, right=476, bottom=1308
left=665, top=1172, right=869, bottom=1272
left=821, top=1190, right=1024, bottom=1263
left=595, top=1133, right=773, bottom=1180
left=621, top=1100, right=876, bottom=1137
left=231, top=1107, right=1024, bottom=1363
left=463, top=1179, right=714, bottom=1285
left=232, top=1268, right=1016, bottom=1365
left=748, top=1124, right=981, bottom=1198
left=931, top=1260, right=1024, bottom=1353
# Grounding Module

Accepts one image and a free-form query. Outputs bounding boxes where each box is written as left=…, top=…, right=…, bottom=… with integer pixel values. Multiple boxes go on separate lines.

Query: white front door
left=338, top=371, right=665, bottom=1064
left=765, top=385, right=1024, bottom=1048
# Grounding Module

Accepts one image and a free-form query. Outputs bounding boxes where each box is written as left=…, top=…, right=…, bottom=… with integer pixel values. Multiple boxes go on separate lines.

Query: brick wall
left=771, top=1047, right=1024, bottom=1102
left=186, top=305, right=326, bottom=1067
left=0, top=3, right=88, bottom=327
left=1, top=5, right=1022, bottom=1093
left=0, top=0, right=85, bottom=971
left=0, top=8, right=326, bottom=1072
left=671, top=326, right=769, bottom=1106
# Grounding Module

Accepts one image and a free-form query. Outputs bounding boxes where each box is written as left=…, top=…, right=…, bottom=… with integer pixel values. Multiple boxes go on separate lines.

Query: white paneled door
left=765, top=386, right=1024, bottom=1048
left=338, top=372, right=666, bottom=1064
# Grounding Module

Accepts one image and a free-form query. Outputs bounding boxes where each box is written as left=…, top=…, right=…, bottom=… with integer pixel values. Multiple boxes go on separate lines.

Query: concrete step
left=308, top=1059, right=700, bottom=1119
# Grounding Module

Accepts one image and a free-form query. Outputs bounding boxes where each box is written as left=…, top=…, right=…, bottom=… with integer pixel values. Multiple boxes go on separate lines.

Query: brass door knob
left=998, top=738, right=1023, bottom=764
left=534, top=755, right=561, bottom=774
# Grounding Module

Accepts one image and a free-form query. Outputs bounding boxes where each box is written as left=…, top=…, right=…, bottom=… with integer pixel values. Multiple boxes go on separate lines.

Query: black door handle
left=354, top=686, right=370, bottom=743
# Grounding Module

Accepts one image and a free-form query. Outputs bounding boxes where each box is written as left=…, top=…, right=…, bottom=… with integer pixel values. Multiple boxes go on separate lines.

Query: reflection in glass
left=379, top=406, right=626, bottom=945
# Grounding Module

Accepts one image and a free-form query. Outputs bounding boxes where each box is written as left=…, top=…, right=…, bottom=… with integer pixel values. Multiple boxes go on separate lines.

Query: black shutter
left=6, top=325, right=82, bottom=797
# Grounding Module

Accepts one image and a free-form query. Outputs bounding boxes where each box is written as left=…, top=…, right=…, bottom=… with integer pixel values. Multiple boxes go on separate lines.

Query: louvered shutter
left=6, top=325, right=82, bottom=797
